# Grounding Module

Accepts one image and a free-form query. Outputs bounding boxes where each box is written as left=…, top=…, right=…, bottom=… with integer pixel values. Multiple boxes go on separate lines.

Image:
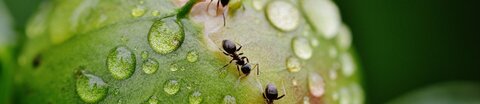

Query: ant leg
left=241, top=56, right=250, bottom=63
left=277, top=95, right=285, bottom=100
left=236, top=65, right=241, bottom=76
left=252, top=63, right=259, bottom=75
left=238, top=53, right=243, bottom=55
left=206, top=0, right=214, bottom=11
left=276, top=81, right=286, bottom=100
left=218, top=48, right=230, bottom=56
left=216, top=0, right=220, bottom=15
left=235, top=42, right=243, bottom=51
left=218, top=59, right=234, bottom=70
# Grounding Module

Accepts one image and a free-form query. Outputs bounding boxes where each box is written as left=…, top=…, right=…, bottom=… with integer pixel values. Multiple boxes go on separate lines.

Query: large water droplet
left=107, top=46, right=136, bottom=80
left=131, top=6, right=146, bottom=17
left=266, top=1, right=300, bottom=31
left=286, top=57, right=302, bottom=72
left=336, top=24, right=352, bottom=50
left=76, top=71, right=108, bottom=103
left=292, top=37, right=313, bottom=60
left=164, top=79, right=180, bottom=95
left=301, top=0, right=341, bottom=39
left=189, top=91, right=203, bottom=104
left=186, top=51, right=198, bottom=63
left=147, top=96, right=159, bottom=104
left=223, top=95, right=236, bottom=104
left=308, top=73, right=325, bottom=97
left=148, top=19, right=184, bottom=54
left=142, top=58, right=159, bottom=74
left=341, top=53, right=355, bottom=77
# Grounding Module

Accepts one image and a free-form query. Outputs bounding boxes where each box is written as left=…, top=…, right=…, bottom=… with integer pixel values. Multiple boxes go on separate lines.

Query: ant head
left=222, top=40, right=237, bottom=53
left=241, top=64, right=252, bottom=75
left=265, top=83, right=279, bottom=100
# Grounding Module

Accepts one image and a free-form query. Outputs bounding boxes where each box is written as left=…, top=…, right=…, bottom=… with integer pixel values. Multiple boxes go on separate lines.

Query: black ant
left=263, top=83, right=285, bottom=104
left=218, top=39, right=259, bottom=77
left=206, top=0, right=230, bottom=26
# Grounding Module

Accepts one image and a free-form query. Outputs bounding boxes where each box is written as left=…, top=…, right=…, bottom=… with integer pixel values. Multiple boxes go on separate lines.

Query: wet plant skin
left=16, top=0, right=363, bottom=103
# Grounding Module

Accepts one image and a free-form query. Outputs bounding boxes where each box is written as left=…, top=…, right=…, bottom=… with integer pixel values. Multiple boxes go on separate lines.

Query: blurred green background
left=1, top=0, right=479, bottom=103
left=335, top=0, right=480, bottom=103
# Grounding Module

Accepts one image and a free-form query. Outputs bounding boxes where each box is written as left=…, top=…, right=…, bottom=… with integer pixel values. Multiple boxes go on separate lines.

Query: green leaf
left=17, top=0, right=363, bottom=103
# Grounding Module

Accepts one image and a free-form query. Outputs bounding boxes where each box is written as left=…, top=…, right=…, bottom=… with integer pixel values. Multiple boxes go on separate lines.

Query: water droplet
left=336, top=24, right=352, bottom=50
left=170, top=63, right=179, bottom=71
left=303, top=96, right=310, bottom=104
left=286, top=57, right=302, bottom=72
left=151, top=10, right=160, bottom=16
left=189, top=91, right=203, bottom=104
left=142, top=58, right=159, bottom=74
left=131, top=6, right=146, bottom=17
left=76, top=71, right=108, bottom=103
left=292, top=37, right=313, bottom=60
left=292, top=79, right=298, bottom=86
left=223, top=95, right=236, bottom=104
left=107, top=46, right=136, bottom=80
left=329, top=47, right=338, bottom=58
left=147, top=96, right=159, bottom=104
left=141, top=51, right=149, bottom=60
left=266, top=1, right=300, bottom=31
left=341, top=53, right=355, bottom=77
left=186, top=51, right=198, bottom=62
left=148, top=19, right=185, bottom=54
left=301, top=0, right=341, bottom=39
left=164, top=79, right=180, bottom=95
left=308, top=73, right=325, bottom=97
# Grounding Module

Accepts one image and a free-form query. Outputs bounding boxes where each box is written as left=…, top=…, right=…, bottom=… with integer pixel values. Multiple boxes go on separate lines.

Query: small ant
left=263, top=83, right=285, bottom=104
left=206, top=0, right=230, bottom=26
left=218, top=39, right=259, bottom=77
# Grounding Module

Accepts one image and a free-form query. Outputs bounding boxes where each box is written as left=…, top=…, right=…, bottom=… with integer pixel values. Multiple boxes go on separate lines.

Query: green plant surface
left=16, top=0, right=363, bottom=103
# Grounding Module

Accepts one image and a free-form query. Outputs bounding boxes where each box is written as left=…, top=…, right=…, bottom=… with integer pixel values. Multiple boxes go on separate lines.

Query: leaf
left=17, top=0, right=362, bottom=103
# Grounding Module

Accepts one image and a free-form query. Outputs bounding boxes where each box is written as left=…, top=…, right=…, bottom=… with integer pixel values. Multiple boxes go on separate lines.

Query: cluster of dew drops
left=74, top=0, right=361, bottom=104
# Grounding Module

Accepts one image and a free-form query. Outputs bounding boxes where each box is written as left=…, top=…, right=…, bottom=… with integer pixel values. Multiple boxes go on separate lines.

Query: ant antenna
left=223, top=8, right=227, bottom=26
left=252, top=63, right=260, bottom=75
